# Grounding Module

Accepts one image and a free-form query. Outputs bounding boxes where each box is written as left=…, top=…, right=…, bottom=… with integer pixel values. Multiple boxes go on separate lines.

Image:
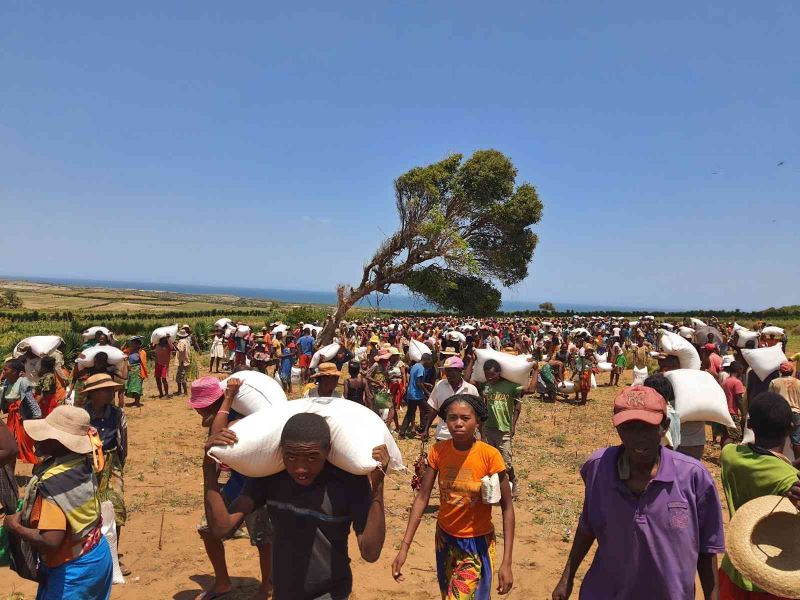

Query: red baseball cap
left=612, top=386, right=668, bottom=427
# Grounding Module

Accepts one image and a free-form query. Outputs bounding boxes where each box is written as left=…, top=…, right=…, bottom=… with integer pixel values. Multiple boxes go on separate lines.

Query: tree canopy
left=320, top=149, right=543, bottom=340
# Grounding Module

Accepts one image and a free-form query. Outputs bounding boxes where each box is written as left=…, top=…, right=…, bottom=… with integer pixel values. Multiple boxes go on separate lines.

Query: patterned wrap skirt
left=435, top=525, right=496, bottom=600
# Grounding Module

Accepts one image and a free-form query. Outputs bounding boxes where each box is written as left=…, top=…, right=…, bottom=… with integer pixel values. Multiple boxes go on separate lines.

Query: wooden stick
left=157, top=509, right=165, bottom=550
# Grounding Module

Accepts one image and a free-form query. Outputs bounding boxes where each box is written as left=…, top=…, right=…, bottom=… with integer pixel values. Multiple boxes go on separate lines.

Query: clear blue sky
left=1, top=2, right=797, bottom=310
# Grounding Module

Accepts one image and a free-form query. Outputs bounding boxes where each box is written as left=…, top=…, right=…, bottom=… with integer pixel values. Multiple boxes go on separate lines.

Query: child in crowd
left=392, top=393, right=515, bottom=598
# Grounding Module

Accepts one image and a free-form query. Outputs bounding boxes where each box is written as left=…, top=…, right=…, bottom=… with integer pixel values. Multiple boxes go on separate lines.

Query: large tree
left=319, top=149, right=543, bottom=342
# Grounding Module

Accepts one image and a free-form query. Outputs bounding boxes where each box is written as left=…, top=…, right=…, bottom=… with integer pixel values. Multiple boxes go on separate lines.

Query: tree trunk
left=318, top=284, right=374, bottom=345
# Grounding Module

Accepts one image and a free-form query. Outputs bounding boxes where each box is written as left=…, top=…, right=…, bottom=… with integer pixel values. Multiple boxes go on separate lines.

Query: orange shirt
left=427, top=440, right=506, bottom=538
left=30, top=495, right=73, bottom=568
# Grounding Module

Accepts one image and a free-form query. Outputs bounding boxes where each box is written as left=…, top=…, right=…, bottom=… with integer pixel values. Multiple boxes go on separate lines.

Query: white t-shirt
left=427, top=378, right=480, bottom=440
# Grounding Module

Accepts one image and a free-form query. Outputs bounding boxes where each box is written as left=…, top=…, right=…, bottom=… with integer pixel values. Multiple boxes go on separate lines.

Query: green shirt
left=720, top=443, right=799, bottom=592
left=478, top=378, right=523, bottom=433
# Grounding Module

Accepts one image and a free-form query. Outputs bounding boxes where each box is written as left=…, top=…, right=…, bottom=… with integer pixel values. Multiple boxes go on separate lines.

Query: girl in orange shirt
left=392, top=394, right=516, bottom=599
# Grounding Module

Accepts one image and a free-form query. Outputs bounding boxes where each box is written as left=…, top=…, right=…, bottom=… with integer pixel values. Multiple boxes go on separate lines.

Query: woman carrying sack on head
left=1, top=359, right=41, bottom=464
left=3, top=405, right=113, bottom=599
left=122, top=336, right=148, bottom=408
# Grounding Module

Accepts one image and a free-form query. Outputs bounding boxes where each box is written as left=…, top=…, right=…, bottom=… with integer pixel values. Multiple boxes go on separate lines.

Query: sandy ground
left=2, top=365, right=727, bottom=600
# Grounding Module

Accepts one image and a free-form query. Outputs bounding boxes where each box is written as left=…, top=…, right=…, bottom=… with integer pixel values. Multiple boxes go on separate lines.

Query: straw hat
left=82, top=373, right=122, bottom=394
left=440, top=346, right=458, bottom=356
left=727, top=495, right=800, bottom=598
left=23, top=405, right=92, bottom=454
left=310, top=363, right=342, bottom=379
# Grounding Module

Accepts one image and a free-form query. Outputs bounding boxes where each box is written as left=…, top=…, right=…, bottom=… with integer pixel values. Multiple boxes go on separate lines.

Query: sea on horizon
left=3, top=275, right=655, bottom=313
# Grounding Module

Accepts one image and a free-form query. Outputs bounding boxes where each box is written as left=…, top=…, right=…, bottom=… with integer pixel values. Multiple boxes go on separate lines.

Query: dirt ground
left=3, top=364, right=728, bottom=600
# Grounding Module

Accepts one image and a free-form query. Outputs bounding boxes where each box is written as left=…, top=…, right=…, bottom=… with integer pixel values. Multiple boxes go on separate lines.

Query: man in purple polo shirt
left=552, top=386, right=725, bottom=600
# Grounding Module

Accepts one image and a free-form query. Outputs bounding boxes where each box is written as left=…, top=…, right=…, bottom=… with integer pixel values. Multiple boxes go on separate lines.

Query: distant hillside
left=763, top=305, right=800, bottom=314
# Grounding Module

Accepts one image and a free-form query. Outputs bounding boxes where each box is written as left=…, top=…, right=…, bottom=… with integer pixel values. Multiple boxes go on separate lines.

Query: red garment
left=389, top=380, right=405, bottom=408
left=722, top=376, right=745, bottom=416
left=719, top=568, right=792, bottom=600
left=6, top=401, right=38, bottom=464
left=708, top=352, right=722, bottom=375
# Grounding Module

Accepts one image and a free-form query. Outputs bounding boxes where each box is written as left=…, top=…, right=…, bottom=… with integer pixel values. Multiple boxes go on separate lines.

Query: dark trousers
left=400, top=400, right=425, bottom=433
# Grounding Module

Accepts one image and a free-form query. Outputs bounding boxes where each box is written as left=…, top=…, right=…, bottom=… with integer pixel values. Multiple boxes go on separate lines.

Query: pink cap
left=443, top=356, right=464, bottom=369
left=189, top=376, right=224, bottom=409
left=612, top=386, right=667, bottom=427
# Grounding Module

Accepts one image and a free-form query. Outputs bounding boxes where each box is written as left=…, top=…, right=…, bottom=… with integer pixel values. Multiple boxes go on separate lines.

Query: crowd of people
left=0, top=313, right=798, bottom=599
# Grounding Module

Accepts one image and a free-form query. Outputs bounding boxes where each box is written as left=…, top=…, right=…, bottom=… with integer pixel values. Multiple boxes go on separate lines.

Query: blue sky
left=1, top=2, right=797, bottom=310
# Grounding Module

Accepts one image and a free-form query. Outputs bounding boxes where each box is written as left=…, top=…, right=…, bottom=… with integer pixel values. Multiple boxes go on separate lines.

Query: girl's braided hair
left=438, top=393, right=489, bottom=423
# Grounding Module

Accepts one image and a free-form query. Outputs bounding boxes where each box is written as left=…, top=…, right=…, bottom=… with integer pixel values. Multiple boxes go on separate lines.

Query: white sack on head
left=658, top=330, right=701, bottom=370
left=236, top=325, right=251, bottom=337
left=471, top=348, right=534, bottom=386
left=151, top=324, right=178, bottom=345
left=214, top=318, right=232, bottom=330
left=445, top=330, right=466, bottom=343
left=733, top=329, right=759, bottom=349
left=208, top=396, right=404, bottom=477
left=271, top=324, right=288, bottom=335
left=221, top=370, right=288, bottom=416
left=761, top=325, right=785, bottom=338
left=741, top=345, right=787, bottom=381
left=678, top=326, right=695, bottom=339
left=664, top=369, right=735, bottom=427
left=408, top=339, right=431, bottom=362
left=690, top=318, right=707, bottom=329
left=13, top=336, right=63, bottom=358
left=76, top=345, right=126, bottom=369
left=310, top=343, right=340, bottom=370
left=82, top=326, right=112, bottom=342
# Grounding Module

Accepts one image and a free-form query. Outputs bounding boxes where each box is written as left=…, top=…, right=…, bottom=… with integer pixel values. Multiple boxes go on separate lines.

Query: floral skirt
left=125, top=370, right=143, bottom=397
left=435, top=525, right=496, bottom=600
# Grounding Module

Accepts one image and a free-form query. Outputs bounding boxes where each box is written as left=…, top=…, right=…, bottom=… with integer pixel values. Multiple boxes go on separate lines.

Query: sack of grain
left=13, top=335, right=63, bottom=358
left=151, top=325, right=178, bottom=345
left=208, top=396, right=405, bottom=477
left=214, top=318, right=232, bottom=330
left=408, top=339, right=432, bottom=362
left=221, top=371, right=288, bottom=416
left=658, top=330, right=701, bottom=370
left=472, top=348, right=534, bottom=386
left=597, top=362, right=613, bottom=372
left=557, top=381, right=575, bottom=393
left=664, top=369, right=735, bottom=427
left=632, top=366, right=649, bottom=386
left=741, top=345, right=787, bottom=381
left=76, top=345, right=126, bottom=369
left=761, top=325, right=785, bottom=338
left=291, top=367, right=302, bottom=385
left=81, top=326, right=111, bottom=342
left=235, top=325, right=251, bottom=337
left=310, top=343, right=340, bottom=370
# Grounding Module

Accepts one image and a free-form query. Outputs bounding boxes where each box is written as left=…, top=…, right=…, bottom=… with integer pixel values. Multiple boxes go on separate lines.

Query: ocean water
left=4, top=276, right=650, bottom=313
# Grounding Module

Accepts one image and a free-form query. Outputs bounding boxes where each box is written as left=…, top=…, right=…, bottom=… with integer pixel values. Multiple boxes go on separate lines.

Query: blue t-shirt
left=406, top=362, right=426, bottom=401
left=297, top=335, right=315, bottom=355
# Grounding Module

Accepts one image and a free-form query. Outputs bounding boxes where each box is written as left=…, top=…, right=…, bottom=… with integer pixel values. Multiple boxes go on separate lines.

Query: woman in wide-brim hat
left=5, top=405, right=113, bottom=599
left=83, top=373, right=130, bottom=575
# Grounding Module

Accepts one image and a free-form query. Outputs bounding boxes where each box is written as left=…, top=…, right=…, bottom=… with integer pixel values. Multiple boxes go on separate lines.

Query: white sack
left=101, top=501, right=125, bottom=585
left=291, top=367, right=302, bottom=385
left=221, top=371, right=288, bottom=416
left=761, top=325, right=785, bottom=337
left=236, top=325, right=251, bottom=337
left=445, top=330, right=466, bottom=343
left=741, top=345, right=787, bottom=381
left=271, top=324, right=288, bottom=335
left=14, top=335, right=63, bottom=358
left=632, top=366, right=649, bottom=386
left=151, top=324, right=178, bottom=345
left=81, top=326, right=111, bottom=342
left=310, top=343, right=340, bottom=370
left=472, top=348, right=534, bottom=386
left=597, top=362, right=613, bottom=372
left=208, top=396, right=405, bottom=477
left=214, top=318, right=232, bottom=330
left=481, top=473, right=502, bottom=505
left=664, top=369, right=735, bottom=427
left=658, top=330, right=701, bottom=370
left=690, top=318, right=707, bottom=328
left=76, top=345, right=126, bottom=369
left=354, top=346, right=367, bottom=361
left=274, top=372, right=284, bottom=389
left=591, top=373, right=597, bottom=389
left=557, top=381, right=575, bottom=393
left=678, top=326, right=695, bottom=339
left=408, top=339, right=431, bottom=362
left=733, top=329, right=759, bottom=348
